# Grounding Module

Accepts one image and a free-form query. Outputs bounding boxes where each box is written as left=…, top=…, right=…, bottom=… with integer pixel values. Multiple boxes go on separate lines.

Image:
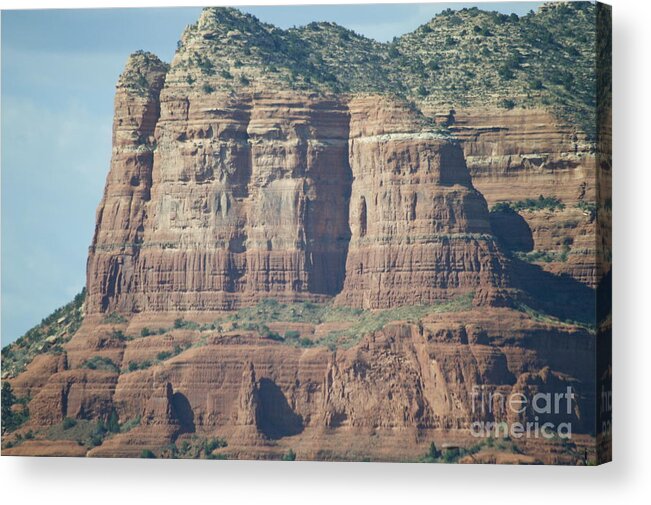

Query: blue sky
left=1, top=2, right=543, bottom=345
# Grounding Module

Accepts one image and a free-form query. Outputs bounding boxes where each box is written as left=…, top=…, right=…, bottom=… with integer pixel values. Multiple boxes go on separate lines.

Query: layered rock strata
left=426, top=107, right=601, bottom=286
left=86, top=52, right=169, bottom=313
left=336, top=97, right=510, bottom=308
left=86, top=54, right=511, bottom=316
left=10, top=307, right=595, bottom=463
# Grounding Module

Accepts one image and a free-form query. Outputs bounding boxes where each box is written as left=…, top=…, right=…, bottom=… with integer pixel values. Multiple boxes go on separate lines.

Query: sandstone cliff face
left=428, top=107, right=601, bottom=286
left=86, top=52, right=169, bottom=314
left=337, top=97, right=510, bottom=308
left=140, top=91, right=353, bottom=310
left=87, top=88, right=351, bottom=314
left=28, top=369, right=118, bottom=426
left=85, top=54, right=511, bottom=316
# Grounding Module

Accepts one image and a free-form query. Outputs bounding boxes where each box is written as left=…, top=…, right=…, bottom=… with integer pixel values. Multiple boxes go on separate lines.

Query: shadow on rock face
left=512, top=258, right=596, bottom=327
left=256, top=378, right=304, bottom=439
left=171, top=392, right=195, bottom=435
left=489, top=207, right=534, bottom=252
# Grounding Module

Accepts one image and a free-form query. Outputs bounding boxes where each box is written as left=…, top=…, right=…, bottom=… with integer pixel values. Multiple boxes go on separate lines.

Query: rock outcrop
left=85, top=54, right=512, bottom=315
left=337, top=97, right=510, bottom=308
left=86, top=52, right=169, bottom=314
left=431, top=107, right=602, bottom=286
left=13, top=307, right=596, bottom=462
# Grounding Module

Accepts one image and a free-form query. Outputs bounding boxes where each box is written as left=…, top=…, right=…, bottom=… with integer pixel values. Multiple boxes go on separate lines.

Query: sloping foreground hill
left=2, top=290, right=85, bottom=379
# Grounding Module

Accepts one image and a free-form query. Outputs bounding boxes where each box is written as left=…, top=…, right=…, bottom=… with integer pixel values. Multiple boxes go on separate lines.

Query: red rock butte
left=3, top=5, right=611, bottom=464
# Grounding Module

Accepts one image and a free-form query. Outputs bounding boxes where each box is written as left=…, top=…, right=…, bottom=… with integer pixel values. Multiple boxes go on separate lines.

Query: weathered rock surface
left=10, top=307, right=595, bottom=462
left=429, top=107, right=602, bottom=286
left=337, top=97, right=510, bottom=308
left=86, top=52, right=169, bottom=315
left=27, top=368, right=119, bottom=426
left=85, top=53, right=511, bottom=316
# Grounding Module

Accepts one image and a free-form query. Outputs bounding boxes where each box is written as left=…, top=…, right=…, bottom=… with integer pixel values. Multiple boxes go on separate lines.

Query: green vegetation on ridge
left=217, top=293, right=476, bottom=350
left=491, top=195, right=566, bottom=213
left=1, top=289, right=86, bottom=378
left=161, top=2, right=606, bottom=139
